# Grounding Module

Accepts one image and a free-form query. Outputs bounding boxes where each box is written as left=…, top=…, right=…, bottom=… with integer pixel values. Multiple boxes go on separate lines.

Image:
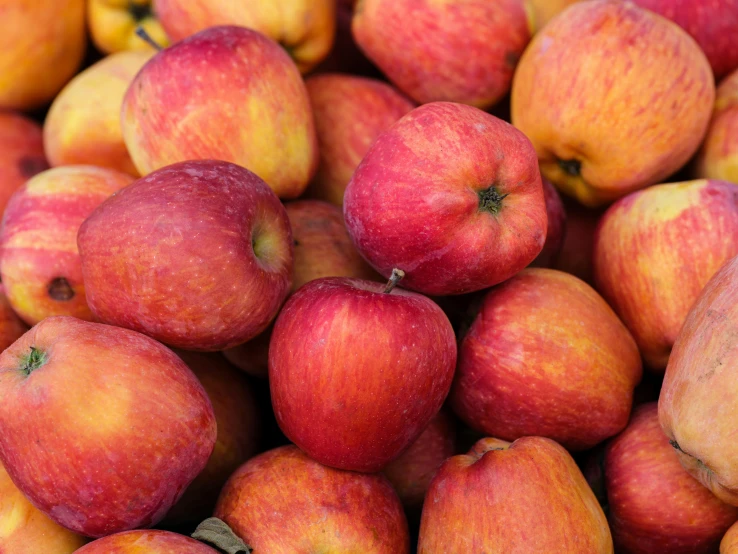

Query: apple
left=215, top=445, right=410, bottom=553
left=417, top=436, right=613, bottom=552
left=77, top=160, right=293, bottom=352
left=696, top=68, right=738, bottom=184
left=659, top=254, right=738, bottom=506
left=75, top=530, right=217, bottom=553
left=382, top=409, right=457, bottom=514
left=153, top=0, right=335, bottom=73
left=0, top=288, right=26, bottom=351
left=121, top=25, right=319, bottom=200
left=44, top=51, right=153, bottom=176
left=0, top=166, right=134, bottom=326
left=553, top=197, right=604, bottom=285
left=88, top=0, right=169, bottom=55
left=222, top=325, right=271, bottom=379
left=593, top=179, right=738, bottom=371
left=511, top=0, right=715, bottom=207
left=449, top=268, right=642, bottom=451
left=269, top=275, right=457, bottom=472
left=0, top=462, right=88, bottom=553
left=0, top=316, right=217, bottom=537
left=529, top=177, right=566, bottom=268
left=605, top=403, right=738, bottom=554
left=0, top=111, right=48, bottom=220
left=525, top=0, right=583, bottom=32
left=353, top=0, right=531, bottom=109
left=0, top=1, right=86, bottom=111
left=629, top=0, right=738, bottom=79
left=723, top=522, right=738, bottom=553
left=343, top=101, right=548, bottom=296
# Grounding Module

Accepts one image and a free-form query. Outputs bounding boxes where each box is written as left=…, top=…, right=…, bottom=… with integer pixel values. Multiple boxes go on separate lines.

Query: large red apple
left=417, top=436, right=613, bottom=552
left=77, top=160, right=293, bottom=351
left=75, top=530, right=217, bottom=553
left=215, top=445, right=410, bottom=553
left=343, top=101, right=547, bottom=296
left=269, top=276, right=457, bottom=472
left=605, top=403, right=738, bottom=554
left=450, top=268, right=642, bottom=451
left=0, top=316, right=217, bottom=537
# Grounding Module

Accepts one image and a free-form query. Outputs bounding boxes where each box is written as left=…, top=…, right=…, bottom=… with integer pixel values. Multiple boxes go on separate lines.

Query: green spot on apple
left=19, top=347, right=47, bottom=377
left=477, top=186, right=509, bottom=216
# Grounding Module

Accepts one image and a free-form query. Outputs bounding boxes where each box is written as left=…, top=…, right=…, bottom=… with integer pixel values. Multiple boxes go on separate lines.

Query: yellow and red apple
left=696, top=69, right=738, bottom=184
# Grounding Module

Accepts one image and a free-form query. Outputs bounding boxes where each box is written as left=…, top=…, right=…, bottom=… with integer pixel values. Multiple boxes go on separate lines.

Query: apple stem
left=383, top=268, right=406, bottom=293
left=135, top=26, right=164, bottom=51
left=19, top=347, right=47, bottom=377
left=192, top=517, right=251, bottom=553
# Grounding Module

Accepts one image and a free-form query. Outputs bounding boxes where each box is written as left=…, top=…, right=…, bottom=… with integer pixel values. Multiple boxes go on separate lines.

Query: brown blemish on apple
left=18, top=156, right=48, bottom=178
left=48, top=278, right=75, bottom=301
left=504, top=51, right=521, bottom=68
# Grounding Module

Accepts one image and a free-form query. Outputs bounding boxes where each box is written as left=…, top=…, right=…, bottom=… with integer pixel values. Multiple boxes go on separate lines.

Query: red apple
left=530, top=176, right=566, bottom=267
left=75, top=530, right=217, bottom=553
left=593, top=179, right=738, bottom=371
left=417, top=436, right=613, bottom=552
left=269, top=276, right=457, bottom=472
left=0, top=316, right=217, bottom=537
left=450, top=268, right=642, bottom=451
left=121, top=26, right=318, bottom=199
left=77, top=160, right=293, bottom=351
left=0, top=286, right=27, bottom=352
left=352, top=0, right=531, bottom=109
left=305, top=74, right=415, bottom=206
left=0, top=166, right=134, bottom=326
left=553, top=197, right=604, bottom=285
left=605, top=403, right=738, bottom=554
left=343, top=101, right=547, bottom=296
left=222, top=325, right=271, bottom=379
left=215, top=445, right=410, bottom=553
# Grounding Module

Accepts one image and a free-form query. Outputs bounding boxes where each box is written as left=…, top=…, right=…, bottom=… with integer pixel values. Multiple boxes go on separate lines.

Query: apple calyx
left=135, top=26, right=163, bottom=51
left=383, top=268, right=406, bottom=293
left=669, top=439, right=711, bottom=473
left=48, top=277, right=75, bottom=301
left=558, top=158, right=582, bottom=177
left=478, top=186, right=509, bottom=216
left=192, top=517, right=252, bottom=554
left=19, top=347, right=47, bottom=377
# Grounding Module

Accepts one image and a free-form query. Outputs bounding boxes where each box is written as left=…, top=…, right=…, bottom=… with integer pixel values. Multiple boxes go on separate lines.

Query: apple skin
left=723, top=522, right=738, bottom=553
left=343, top=101, right=547, bottom=296
left=696, top=69, right=738, bottom=184
left=77, top=160, right=293, bottom=352
left=44, top=51, right=153, bottom=177
left=593, top=179, right=738, bottom=371
left=449, top=268, right=642, bottom=451
left=417, top=436, right=613, bottom=553
left=352, top=0, right=531, bottom=109
left=630, top=0, right=738, bottom=79
left=305, top=74, right=415, bottom=206
left=511, top=0, right=715, bottom=207
left=525, top=0, right=583, bottom=32
left=215, top=445, right=410, bottom=553
left=659, top=254, right=738, bottom=506
left=163, top=350, right=260, bottom=526
left=121, top=25, right=319, bottom=200
left=553, top=198, right=604, bottom=285
left=530, top=177, right=566, bottom=268
left=269, top=276, right=457, bottom=472
left=75, top=530, right=217, bottom=553
left=605, top=403, right=738, bottom=554
left=382, top=409, right=457, bottom=514
left=0, top=316, right=217, bottom=537
left=0, top=288, right=26, bottom=352
left=153, top=0, right=335, bottom=73
left=0, top=166, right=135, bottom=326
left=0, top=1, right=86, bottom=111
left=88, top=0, right=169, bottom=54
left=0, top=462, right=88, bottom=553
left=0, top=112, right=48, bottom=219
left=222, top=325, right=271, bottom=379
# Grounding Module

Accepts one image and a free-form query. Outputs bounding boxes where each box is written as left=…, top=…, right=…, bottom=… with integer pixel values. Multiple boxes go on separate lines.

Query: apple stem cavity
left=129, top=0, right=152, bottom=22
left=135, top=26, right=164, bottom=51
left=383, top=268, right=406, bottom=293
left=558, top=158, right=582, bottom=177
left=48, top=277, right=75, bottom=301
left=478, top=186, right=509, bottom=215
left=19, top=347, right=47, bottom=377
left=192, top=517, right=252, bottom=554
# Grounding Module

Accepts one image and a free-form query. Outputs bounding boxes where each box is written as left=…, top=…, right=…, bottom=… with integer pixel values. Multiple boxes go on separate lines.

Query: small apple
left=525, top=0, right=583, bottom=32
left=77, top=160, right=293, bottom=351
left=222, top=325, right=271, bottom=380
left=553, top=197, right=604, bottom=285
left=343, top=101, right=548, bottom=296
left=75, top=530, right=217, bottom=553
left=88, top=0, right=169, bottom=54
left=529, top=177, right=566, bottom=268
left=696, top=68, right=738, bottom=184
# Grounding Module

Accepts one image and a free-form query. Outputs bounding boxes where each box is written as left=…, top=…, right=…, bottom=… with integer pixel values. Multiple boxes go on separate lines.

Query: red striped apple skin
left=0, top=316, right=217, bottom=538
left=0, top=165, right=134, bottom=326
left=269, top=277, right=457, bottom=473
left=594, top=179, right=738, bottom=371
left=215, top=445, right=410, bottom=553
left=75, top=530, right=217, bottom=553
left=696, top=69, right=738, bottom=184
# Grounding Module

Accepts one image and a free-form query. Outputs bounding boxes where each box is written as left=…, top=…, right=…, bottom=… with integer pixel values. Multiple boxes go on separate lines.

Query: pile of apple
left=3, top=0, right=738, bottom=552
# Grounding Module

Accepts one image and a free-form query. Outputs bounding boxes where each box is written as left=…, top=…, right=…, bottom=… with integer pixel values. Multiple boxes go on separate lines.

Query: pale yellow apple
left=88, top=0, right=169, bottom=54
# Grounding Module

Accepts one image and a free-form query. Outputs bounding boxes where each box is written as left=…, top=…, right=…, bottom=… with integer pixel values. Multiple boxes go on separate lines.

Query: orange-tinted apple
left=418, top=436, right=613, bottom=552
left=306, top=74, right=415, bottom=206
left=353, top=0, right=531, bottom=108
left=696, top=68, right=738, bottom=184
left=76, top=530, right=217, bottom=553
left=605, top=403, right=738, bottom=554
left=44, top=51, right=153, bottom=176
left=723, top=522, right=738, bottom=553
left=0, top=166, right=134, bottom=326
left=215, top=445, right=410, bottom=553
left=525, top=0, right=583, bottom=32
left=0, top=316, right=217, bottom=537
left=0, top=288, right=26, bottom=352
left=450, top=268, right=642, bottom=450
left=530, top=177, right=566, bottom=267
left=154, top=0, right=336, bottom=73
left=594, top=179, right=738, bottom=371
left=553, top=198, right=604, bottom=284
left=88, top=0, right=169, bottom=54
left=512, top=0, right=714, bottom=207
left=122, top=26, right=318, bottom=199
left=0, top=1, right=86, bottom=111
